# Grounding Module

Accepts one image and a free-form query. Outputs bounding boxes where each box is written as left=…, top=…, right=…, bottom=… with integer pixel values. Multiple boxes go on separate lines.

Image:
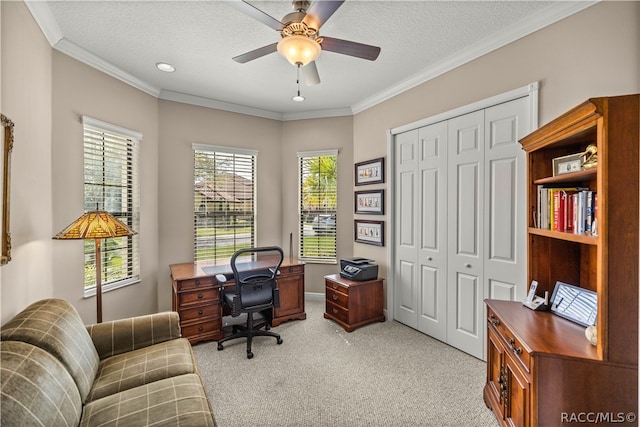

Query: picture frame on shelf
left=355, top=157, right=384, bottom=186
left=354, top=220, right=384, bottom=246
left=354, top=190, right=384, bottom=215
left=552, top=152, right=584, bottom=176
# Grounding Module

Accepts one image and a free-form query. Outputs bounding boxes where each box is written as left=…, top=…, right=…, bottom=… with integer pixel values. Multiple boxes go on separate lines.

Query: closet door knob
left=465, top=263, right=471, bottom=268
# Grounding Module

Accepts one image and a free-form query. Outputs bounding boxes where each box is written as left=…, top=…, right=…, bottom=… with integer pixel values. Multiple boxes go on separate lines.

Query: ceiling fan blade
left=303, top=0, right=345, bottom=31
left=232, top=43, right=278, bottom=63
left=302, top=61, right=321, bottom=86
left=321, top=36, right=381, bottom=61
left=227, top=0, right=283, bottom=31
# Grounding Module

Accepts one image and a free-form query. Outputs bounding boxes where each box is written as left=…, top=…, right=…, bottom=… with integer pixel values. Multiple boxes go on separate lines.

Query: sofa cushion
left=1, top=341, right=82, bottom=426
left=87, top=311, right=182, bottom=360
left=0, top=298, right=100, bottom=402
left=87, top=337, right=196, bottom=402
left=80, top=373, right=216, bottom=427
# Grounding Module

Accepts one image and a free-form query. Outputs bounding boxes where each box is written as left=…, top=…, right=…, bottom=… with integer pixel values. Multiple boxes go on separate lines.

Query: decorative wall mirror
left=1, top=114, right=14, bottom=265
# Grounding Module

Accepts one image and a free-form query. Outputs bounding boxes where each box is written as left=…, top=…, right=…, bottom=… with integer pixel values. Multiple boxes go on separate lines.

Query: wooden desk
left=170, top=258, right=306, bottom=344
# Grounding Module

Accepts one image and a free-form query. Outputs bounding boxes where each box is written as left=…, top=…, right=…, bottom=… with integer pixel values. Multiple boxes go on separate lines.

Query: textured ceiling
left=28, top=1, right=596, bottom=120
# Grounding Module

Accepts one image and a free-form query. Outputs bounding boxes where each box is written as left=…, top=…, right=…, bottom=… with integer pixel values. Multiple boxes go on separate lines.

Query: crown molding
left=351, top=1, right=598, bottom=114
left=55, top=38, right=162, bottom=98
left=159, top=90, right=283, bottom=121
left=26, top=0, right=597, bottom=121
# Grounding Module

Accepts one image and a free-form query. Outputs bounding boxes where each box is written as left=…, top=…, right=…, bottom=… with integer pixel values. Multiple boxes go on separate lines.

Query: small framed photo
left=355, top=157, right=384, bottom=186
left=355, top=190, right=384, bottom=215
left=552, top=153, right=584, bottom=176
left=354, top=220, right=384, bottom=246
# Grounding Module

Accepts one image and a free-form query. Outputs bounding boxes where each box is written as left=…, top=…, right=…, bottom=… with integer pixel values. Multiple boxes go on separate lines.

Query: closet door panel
left=484, top=98, right=529, bottom=305
left=417, top=122, right=448, bottom=340
left=447, top=110, right=484, bottom=359
left=394, top=130, right=419, bottom=328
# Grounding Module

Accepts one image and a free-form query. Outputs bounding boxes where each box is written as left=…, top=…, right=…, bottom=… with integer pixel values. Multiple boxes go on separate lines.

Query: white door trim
left=386, top=81, right=539, bottom=322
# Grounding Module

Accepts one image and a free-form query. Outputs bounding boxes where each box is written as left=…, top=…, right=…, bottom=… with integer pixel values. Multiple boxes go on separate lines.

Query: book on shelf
left=536, top=186, right=595, bottom=235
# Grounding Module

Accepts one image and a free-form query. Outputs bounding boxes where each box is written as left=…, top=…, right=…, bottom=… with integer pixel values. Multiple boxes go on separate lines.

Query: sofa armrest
left=86, top=311, right=182, bottom=359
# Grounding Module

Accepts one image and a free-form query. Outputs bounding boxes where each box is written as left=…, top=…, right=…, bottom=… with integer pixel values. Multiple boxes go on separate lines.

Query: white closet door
left=416, top=122, right=448, bottom=341
left=483, top=98, right=529, bottom=305
left=394, top=129, right=419, bottom=328
left=447, top=110, right=485, bottom=359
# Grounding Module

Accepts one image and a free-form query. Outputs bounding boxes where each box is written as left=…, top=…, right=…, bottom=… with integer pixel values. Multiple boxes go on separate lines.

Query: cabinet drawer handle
left=509, top=338, right=522, bottom=354
left=197, top=293, right=203, bottom=299
left=195, top=279, right=201, bottom=287
left=331, top=283, right=338, bottom=289
left=332, top=293, right=338, bottom=300
left=197, top=309, right=203, bottom=316
left=198, top=326, right=203, bottom=332
left=333, top=308, right=338, bottom=314
left=489, top=314, right=500, bottom=326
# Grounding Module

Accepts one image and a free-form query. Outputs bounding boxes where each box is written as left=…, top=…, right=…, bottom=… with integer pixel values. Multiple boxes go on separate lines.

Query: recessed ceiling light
left=156, top=62, right=175, bottom=73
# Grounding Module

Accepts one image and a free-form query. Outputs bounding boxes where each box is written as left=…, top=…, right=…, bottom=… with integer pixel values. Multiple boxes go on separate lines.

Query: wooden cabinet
left=171, top=259, right=306, bottom=344
left=171, top=274, right=223, bottom=343
left=324, top=274, right=385, bottom=332
left=272, top=264, right=306, bottom=326
left=484, top=95, right=639, bottom=426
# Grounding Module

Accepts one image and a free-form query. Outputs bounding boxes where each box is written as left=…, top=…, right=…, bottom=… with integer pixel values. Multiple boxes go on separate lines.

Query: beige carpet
left=192, top=299, right=499, bottom=427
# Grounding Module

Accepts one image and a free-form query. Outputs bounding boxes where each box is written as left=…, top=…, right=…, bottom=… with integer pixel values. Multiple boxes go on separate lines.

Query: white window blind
left=193, top=144, right=257, bottom=261
left=298, top=150, right=337, bottom=262
left=83, top=116, right=140, bottom=293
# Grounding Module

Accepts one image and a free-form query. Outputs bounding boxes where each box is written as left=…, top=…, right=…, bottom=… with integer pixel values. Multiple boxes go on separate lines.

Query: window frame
left=298, top=150, right=338, bottom=264
left=82, top=116, right=141, bottom=297
left=193, top=144, right=258, bottom=262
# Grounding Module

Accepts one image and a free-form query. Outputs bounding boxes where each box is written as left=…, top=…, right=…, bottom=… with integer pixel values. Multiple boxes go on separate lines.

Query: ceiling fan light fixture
left=292, top=94, right=305, bottom=102
left=277, top=35, right=321, bottom=67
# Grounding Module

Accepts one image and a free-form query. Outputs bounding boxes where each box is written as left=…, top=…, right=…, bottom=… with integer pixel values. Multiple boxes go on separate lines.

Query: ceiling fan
left=230, top=0, right=381, bottom=86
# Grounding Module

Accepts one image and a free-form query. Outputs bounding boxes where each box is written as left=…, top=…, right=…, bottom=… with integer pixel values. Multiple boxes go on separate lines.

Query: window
left=193, top=144, right=257, bottom=261
left=298, top=150, right=337, bottom=262
left=83, top=116, right=140, bottom=293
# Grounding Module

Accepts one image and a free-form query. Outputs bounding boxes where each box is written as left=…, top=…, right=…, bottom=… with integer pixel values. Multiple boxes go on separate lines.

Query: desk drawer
left=175, top=277, right=215, bottom=292
left=179, top=304, right=220, bottom=323
left=181, top=320, right=219, bottom=338
left=325, top=285, right=349, bottom=308
left=487, top=309, right=531, bottom=373
left=326, top=301, right=349, bottom=324
left=279, top=264, right=305, bottom=276
left=178, top=289, right=219, bottom=307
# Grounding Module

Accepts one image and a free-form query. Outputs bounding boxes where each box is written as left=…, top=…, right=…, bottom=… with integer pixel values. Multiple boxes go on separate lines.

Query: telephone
left=522, top=281, right=550, bottom=311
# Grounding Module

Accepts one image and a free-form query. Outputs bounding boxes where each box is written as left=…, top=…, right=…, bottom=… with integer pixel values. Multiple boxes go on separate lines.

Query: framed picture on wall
left=354, top=190, right=384, bottom=215
left=354, top=220, right=384, bottom=246
left=355, top=157, right=384, bottom=186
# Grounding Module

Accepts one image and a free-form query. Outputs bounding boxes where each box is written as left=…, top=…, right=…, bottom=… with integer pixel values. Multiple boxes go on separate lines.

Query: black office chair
left=215, top=246, right=284, bottom=359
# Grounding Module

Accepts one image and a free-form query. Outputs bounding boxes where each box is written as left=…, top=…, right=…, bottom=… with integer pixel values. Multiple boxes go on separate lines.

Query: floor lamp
left=53, top=209, right=136, bottom=323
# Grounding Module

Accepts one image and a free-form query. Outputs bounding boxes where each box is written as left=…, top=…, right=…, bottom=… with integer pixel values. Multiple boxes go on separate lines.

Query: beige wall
left=50, top=52, right=160, bottom=323
left=157, top=100, right=284, bottom=311
left=1, top=1, right=638, bottom=323
left=281, top=116, right=354, bottom=295
left=353, top=1, right=640, bottom=297
left=1, top=2, right=53, bottom=323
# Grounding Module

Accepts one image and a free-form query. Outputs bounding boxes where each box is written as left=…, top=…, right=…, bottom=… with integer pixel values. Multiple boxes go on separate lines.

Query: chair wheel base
left=247, top=351, right=253, bottom=359
left=217, top=343, right=224, bottom=351
left=277, top=337, right=283, bottom=345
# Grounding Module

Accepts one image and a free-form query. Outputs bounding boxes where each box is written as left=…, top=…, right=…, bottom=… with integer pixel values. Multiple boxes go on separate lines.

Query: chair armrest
left=86, top=311, right=182, bottom=360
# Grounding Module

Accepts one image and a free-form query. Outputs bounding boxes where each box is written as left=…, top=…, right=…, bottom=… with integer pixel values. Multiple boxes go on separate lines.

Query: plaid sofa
left=0, top=298, right=216, bottom=426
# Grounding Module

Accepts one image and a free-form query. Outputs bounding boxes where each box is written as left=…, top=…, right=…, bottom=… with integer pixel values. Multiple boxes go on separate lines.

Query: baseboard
left=304, top=292, right=325, bottom=302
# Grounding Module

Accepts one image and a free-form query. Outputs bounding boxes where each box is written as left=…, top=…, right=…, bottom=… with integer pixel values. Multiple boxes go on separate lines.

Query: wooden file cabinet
left=324, top=274, right=385, bottom=332
left=171, top=274, right=223, bottom=343
left=171, top=259, right=306, bottom=344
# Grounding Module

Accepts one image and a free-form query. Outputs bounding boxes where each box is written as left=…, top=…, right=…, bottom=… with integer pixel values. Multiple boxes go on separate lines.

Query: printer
left=340, top=257, right=378, bottom=281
